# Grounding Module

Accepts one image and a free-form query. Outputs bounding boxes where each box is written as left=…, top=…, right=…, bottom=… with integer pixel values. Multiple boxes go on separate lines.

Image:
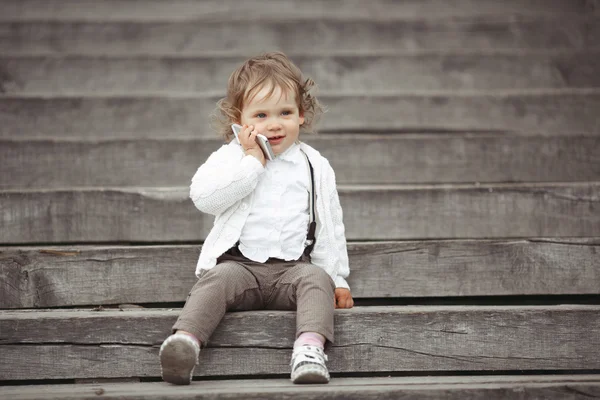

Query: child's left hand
left=334, top=288, right=354, bottom=309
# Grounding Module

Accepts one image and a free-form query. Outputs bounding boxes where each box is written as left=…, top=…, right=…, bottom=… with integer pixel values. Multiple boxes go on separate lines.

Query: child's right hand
left=238, top=124, right=266, bottom=166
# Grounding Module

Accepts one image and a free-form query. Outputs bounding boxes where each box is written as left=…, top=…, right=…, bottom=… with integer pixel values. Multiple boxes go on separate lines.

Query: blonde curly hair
left=212, top=52, right=324, bottom=142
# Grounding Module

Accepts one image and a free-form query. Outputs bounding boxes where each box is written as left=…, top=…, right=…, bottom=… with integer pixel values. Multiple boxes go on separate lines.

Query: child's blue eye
left=256, top=113, right=266, bottom=118
left=282, top=110, right=291, bottom=116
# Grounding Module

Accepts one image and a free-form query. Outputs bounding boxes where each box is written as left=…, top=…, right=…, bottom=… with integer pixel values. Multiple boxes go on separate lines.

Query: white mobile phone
left=231, top=124, right=275, bottom=161
left=231, top=123, right=243, bottom=143
left=255, top=133, right=275, bottom=161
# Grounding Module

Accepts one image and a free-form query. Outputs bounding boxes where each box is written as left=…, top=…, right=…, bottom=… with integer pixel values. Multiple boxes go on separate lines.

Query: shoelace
left=290, top=346, right=328, bottom=366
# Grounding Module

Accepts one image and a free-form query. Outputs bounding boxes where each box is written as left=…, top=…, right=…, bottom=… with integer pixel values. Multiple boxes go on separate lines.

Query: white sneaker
left=159, top=333, right=200, bottom=385
left=290, top=345, right=330, bottom=384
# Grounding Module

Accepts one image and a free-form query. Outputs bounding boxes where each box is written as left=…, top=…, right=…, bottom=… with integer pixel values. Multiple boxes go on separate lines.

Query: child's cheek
left=254, top=123, right=267, bottom=133
left=239, top=113, right=252, bottom=126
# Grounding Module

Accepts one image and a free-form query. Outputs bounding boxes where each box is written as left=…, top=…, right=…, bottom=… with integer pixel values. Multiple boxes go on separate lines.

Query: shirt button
left=240, top=202, right=249, bottom=210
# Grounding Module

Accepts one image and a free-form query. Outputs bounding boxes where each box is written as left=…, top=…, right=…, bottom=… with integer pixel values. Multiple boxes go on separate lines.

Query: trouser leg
left=266, top=263, right=336, bottom=344
left=172, top=261, right=263, bottom=345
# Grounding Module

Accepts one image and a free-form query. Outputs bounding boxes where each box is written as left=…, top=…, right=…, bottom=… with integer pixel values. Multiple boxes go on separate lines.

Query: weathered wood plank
left=1, top=183, right=599, bottom=243
left=2, top=0, right=597, bottom=21
left=1, top=239, right=599, bottom=308
left=1, top=306, right=599, bottom=379
left=3, top=376, right=600, bottom=400
left=2, top=51, right=600, bottom=94
left=3, top=134, right=600, bottom=188
left=1, top=18, right=598, bottom=56
left=2, top=90, right=599, bottom=138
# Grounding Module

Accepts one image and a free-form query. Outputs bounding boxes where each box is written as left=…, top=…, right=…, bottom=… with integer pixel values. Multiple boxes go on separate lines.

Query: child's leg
left=267, top=263, right=335, bottom=384
left=172, top=261, right=263, bottom=344
left=160, top=261, right=263, bottom=385
left=268, top=263, right=335, bottom=343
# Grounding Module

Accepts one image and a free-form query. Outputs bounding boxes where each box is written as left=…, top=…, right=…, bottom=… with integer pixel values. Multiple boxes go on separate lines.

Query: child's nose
left=267, top=120, right=283, bottom=131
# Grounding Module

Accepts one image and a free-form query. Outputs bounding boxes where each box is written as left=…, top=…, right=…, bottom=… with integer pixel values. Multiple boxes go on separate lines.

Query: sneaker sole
left=160, top=338, right=198, bottom=385
left=291, top=364, right=330, bottom=384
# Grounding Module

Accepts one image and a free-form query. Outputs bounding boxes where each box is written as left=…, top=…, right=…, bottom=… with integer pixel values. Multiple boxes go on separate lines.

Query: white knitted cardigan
left=190, top=140, right=350, bottom=289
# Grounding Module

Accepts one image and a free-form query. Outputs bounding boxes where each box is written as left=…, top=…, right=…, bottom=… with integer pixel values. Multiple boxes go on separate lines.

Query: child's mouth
left=268, top=135, right=285, bottom=145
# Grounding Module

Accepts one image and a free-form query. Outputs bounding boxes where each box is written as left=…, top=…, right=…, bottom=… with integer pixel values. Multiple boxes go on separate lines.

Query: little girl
left=159, top=51, right=353, bottom=385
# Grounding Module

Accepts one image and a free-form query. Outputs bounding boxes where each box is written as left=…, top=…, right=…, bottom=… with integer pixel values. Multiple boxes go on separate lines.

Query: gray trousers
left=172, top=246, right=336, bottom=346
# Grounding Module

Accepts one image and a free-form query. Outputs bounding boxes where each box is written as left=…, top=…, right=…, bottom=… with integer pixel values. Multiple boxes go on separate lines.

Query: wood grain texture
left=2, top=0, right=597, bottom=21
left=1, top=17, right=598, bottom=56
left=2, top=376, right=600, bottom=399
left=2, top=90, right=599, bottom=138
left=3, top=134, right=600, bottom=188
left=2, top=51, right=600, bottom=94
left=1, top=239, right=599, bottom=308
left=1, top=305, right=599, bottom=379
left=1, top=183, right=599, bottom=243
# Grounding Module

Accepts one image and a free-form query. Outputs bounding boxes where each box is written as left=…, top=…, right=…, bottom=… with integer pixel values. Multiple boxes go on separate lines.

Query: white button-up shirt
left=189, top=140, right=350, bottom=289
left=238, top=143, right=310, bottom=262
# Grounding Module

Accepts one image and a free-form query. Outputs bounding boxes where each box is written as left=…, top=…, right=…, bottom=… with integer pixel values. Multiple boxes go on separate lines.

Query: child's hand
left=239, top=124, right=266, bottom=166
left=334, top=288, right=354, bottom=309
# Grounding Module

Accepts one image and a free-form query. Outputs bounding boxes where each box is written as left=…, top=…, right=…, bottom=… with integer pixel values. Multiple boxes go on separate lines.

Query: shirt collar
left=277, top=142, right=302, bottom=164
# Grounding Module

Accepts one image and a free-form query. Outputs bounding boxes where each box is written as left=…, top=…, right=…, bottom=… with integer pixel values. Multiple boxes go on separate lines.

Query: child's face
left=239, top=85, right=305, bottom=156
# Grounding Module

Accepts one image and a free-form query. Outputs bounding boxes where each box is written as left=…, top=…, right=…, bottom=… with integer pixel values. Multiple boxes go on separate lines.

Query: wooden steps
left=3, top=376, right=600, bottom=400
left=2, top=90, right=600, bottom=137
left=2, top=17, right=598, bottom=56
left=1, top=0, right=599, bottom=396
left=3, top=134, right=600, bottom=188
left=2, top=0, right=598, bottom=21
left=2, top=239, right=599, bottom=308
left=2, top=183, right=600, bottom=243
left=2, top=51, right=600, bottom=94
left=2, top=305, right=600, bottom=380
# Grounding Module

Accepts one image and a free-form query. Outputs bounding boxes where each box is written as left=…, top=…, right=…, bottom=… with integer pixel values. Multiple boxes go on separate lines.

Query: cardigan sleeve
left=190, top=144, right=264, bottom=216
left=326, top=162, right=351, bottom=290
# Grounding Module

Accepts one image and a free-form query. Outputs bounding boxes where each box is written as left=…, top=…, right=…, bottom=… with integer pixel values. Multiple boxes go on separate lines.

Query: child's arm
left=321, top=160, right=354, bottom=307
left=189, top=145, right=264, bottom=216
left=330, top=184, right=354, bottom=308
left=330, top=184, right=351, bottom=286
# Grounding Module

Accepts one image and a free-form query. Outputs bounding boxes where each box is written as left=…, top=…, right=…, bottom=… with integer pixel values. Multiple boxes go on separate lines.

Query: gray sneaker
left=290, top=345, right=330, bottom=384
left=159, top=333, right=200, bottom=385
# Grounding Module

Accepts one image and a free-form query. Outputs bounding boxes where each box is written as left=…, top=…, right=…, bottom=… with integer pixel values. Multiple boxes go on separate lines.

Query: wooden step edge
left=5, top=130, right=595, bottom=142
left=340, top=181, right=600, bottom=191
left=3, top=47, right=600, bottom=58
left=3, top=87, right=600, bottom=99
left=1, top=181, right=599, bottom=194
left=1, top=237, right=599, bottom=251
left=2, top=6, right=598, bottom=23
left=3, top=130, right=599, bottom=143
left=3, top=47, right=600, bottom=60
left=2, top=12, right=598, bottom=23
left=4, top=304, right=600, bottom=319
left=1, top=375, right=599, bottom=399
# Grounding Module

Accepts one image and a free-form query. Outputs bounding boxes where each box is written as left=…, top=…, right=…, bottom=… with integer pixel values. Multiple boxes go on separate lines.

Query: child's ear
left=299, top=112, right=305, bottom=126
